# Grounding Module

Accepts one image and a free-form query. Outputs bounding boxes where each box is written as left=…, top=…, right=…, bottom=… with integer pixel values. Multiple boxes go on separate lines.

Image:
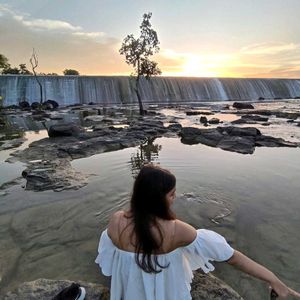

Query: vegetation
left=0, top=53, right=79, bottom=76
left=0, top=54, right=32, bottom=75
left=63, top=69, right=80, bottom=75
left=119, top=12, right=161, bottom=115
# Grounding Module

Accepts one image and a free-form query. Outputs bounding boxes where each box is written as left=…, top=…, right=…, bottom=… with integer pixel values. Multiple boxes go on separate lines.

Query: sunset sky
left=0, top=0, right=300, bottom=78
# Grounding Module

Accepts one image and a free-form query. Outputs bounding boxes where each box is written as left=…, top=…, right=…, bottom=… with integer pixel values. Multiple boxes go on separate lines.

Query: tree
left=19, top=64, right=32, bottom=75
left=30, top=48, right=43, bottom=104
left=119, top=12, right=161, bottom=115
left=2, top=67, right=20, bottom=74
left=0, top=54, right=10, bottom=72
left=63, top=69, right=79, bottom=75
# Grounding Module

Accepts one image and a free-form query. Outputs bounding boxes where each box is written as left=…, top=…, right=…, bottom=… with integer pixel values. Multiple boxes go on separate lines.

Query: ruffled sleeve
left=95, top=229, right=116, bottom=276
left=182, top=229, right=234, bottom=273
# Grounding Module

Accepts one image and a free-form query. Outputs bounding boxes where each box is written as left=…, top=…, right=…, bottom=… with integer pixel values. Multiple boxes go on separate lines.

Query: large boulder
left=232, top=102, right=254, bottom=109
left=48, top=123, right=83, bottom=137
left=45, top=100, right=59, bottom=109
left=19, top=101, right=30, bottom=110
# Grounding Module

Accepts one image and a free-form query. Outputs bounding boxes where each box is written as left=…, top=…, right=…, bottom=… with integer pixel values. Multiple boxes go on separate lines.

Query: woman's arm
left=227, top=250, right=300, bottom=298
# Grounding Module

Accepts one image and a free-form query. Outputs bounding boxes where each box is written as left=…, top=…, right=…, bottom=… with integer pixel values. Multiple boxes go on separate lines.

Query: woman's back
left=107, top=210, right=197, bottom=254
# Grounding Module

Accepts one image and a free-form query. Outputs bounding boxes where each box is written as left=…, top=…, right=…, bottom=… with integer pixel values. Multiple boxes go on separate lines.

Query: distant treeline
left=0, top=54, right=79, bottom=76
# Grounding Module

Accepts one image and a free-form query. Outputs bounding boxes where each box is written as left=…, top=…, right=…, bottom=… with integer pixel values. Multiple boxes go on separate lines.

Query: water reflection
left=130, top=137, right=162, bottom=177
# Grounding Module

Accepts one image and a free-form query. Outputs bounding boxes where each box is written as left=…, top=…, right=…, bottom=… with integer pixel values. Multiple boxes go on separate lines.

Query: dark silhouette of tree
left=30, top=49, right=43, bottom=104
left=2, top=67, right=20, bottom=74
left=0, top=54, right=10, bottom=72
left=119, top=12, right=161, bottom=115
left=19, top=64, right=32, bottom=75
left=63, top=69, right=80, bottom=75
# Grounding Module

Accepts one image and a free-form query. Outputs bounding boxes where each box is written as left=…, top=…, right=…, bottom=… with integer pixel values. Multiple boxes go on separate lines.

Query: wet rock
left=255, top=136, right=298, bottom=148
left=167, top=123, right=182, bottom=132
left=218, top=136, right=255, bottom=154
left=237, top=109, right=300, bottom=119
left=21, top=160, right=88, bottom=191
left=45, top=100, right=59, bottom=109
left=232, top=102, right=254, bottom=109
left=258, top=97, right=265, bottom=100
left=48, top=123, right=83, bottom=137
left=41, top=102, right=53, bottom=110
left=0, top=138, right=26, bottom=150
left=19, top=101, right=30, bottom=110
left=3, top=272, right=243, bottom=300
left=31, top=102, right=40, bottom=110
left=232, top=115, right=269, bottom=125
left=186, top=110, right=214, bottom=116
left=191, top=272, right=243, bottom=300
left=208, top=118, right=220, bottom=124
left=3, top=279, right=110, bottom=300
left=200, top=116, right=208, bottom=124
left=180, top=126, right=297, bottom=154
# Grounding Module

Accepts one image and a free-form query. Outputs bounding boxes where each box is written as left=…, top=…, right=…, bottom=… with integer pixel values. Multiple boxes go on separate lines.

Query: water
left=0, top=103, right=300, bottom=299
left=1, top=75, right=300, bottom=106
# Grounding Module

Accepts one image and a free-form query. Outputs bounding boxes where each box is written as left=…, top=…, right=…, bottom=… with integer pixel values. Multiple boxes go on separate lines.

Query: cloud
left=0, top=4, right=129, bottom=75
left=241, top=42, right=298, bottom=55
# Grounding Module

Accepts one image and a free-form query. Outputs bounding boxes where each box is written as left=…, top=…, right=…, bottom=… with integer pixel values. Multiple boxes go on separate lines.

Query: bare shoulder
left=174, top=219, right=197, bottom=247
left=107, top=210, right=124, bottom=237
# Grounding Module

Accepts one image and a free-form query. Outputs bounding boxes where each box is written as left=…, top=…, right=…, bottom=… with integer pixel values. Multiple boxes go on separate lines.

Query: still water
left=0, top=135, right=299, bottom=299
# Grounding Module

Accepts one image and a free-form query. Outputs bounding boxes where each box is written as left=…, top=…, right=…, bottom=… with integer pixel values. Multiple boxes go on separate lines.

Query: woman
left=95, top=164, right=299, bottom=300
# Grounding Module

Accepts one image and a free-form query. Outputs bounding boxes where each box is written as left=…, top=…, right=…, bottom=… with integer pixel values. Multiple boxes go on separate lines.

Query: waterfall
left=1, top=75, right=300, bottom=106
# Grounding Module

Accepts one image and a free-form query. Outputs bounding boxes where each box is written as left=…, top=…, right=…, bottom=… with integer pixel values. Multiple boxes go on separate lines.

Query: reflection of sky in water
left=0, top=130, right=48, bottom=185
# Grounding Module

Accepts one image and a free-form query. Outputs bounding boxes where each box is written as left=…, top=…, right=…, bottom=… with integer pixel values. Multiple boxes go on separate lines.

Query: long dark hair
left=130, top=164, right=176, bottom=273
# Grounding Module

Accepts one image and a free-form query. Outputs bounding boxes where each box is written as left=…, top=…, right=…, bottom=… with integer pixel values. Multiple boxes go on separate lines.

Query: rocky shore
left=1, top=101, right=299, bottom=191
left=4, top=271, right=243, bottom=300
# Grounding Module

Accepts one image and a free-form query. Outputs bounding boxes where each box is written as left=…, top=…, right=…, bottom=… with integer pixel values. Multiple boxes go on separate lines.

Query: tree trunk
left=136, top=75, right=144, bottom=116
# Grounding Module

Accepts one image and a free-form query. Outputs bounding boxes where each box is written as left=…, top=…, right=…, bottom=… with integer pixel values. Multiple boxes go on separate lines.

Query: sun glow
left=160, top=49, right=237, bottom=77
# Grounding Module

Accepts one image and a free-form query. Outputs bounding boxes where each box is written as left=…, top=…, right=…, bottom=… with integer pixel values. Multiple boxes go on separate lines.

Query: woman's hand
left=227, top=251, right=300, bottom=299
left=269, top=278, right=300, bottom=299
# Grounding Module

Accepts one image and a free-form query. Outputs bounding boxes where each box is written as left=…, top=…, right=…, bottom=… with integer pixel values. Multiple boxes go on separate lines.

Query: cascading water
left=0, top=75, right=300, bottom=106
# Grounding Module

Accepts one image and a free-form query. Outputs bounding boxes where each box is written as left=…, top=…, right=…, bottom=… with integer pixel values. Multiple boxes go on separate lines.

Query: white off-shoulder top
left=95, top=229, right=234, bottom=300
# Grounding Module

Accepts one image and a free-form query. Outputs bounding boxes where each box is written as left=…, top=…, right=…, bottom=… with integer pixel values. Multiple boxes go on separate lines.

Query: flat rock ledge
left=180, top=126, right=298, bottom=154
left=3, top=272, right=243, bottom=300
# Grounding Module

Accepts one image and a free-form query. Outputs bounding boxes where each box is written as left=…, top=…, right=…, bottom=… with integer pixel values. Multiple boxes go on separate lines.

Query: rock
left=48, top=123, right=83, bottom=137
left=19, top=101, right=30, bottom=110
left=180, top=126, right=296, bottom=154
left=208, top=118, right=220, bottom=124
left=31, top=102, right=40, bottom=110
left=286, top=119, right=294, bottom=123
left=232, top=114, right=269, bottom=125
left=45, top=100, right=59, bottom=109
left=232, top=102, right=254, bottom=109
left=167, top=123, right=182, bottom=132
left=88, top=101, right=96, bottom=105
left=258, top=97, right=265, bottom=100
left=41, top=102, right=53, bottom=110
left=21, top=159, right=88, bottom=191
left=186, top=111, right=214, bottom=116
left=200, top=116, right=208, bottom=124
left=3, top=272, right=243, bottom=300
left=3, top=279, right=110, bottom=300
left=218, top=126, right=261, bottom=137
left=191, top=272, right=243, bottom=300
left=218, top=136, right=255, bottom=154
